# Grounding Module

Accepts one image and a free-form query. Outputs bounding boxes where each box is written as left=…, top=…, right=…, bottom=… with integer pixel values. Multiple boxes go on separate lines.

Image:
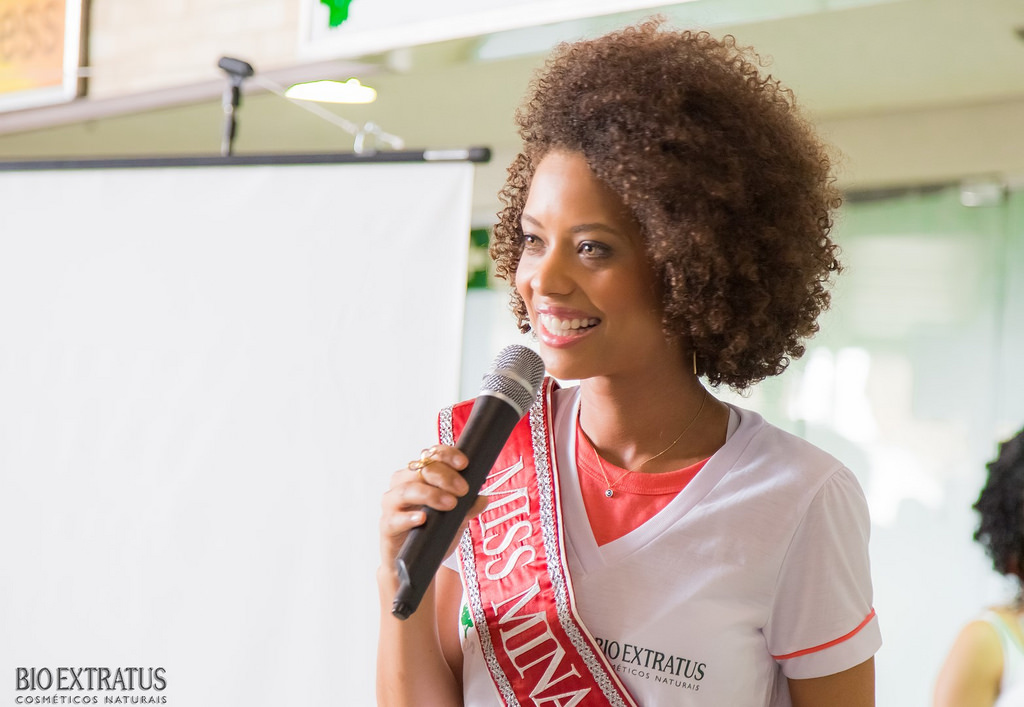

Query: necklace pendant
left=605, top=489, right=614, bottom=498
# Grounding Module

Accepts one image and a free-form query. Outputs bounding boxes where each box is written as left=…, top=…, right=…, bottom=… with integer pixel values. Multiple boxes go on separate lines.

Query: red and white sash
left=442, top=379, right=638, bottom=707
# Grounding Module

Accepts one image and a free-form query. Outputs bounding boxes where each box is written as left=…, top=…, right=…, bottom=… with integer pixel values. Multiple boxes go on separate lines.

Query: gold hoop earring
left=692, top=350, right=697, bottom=376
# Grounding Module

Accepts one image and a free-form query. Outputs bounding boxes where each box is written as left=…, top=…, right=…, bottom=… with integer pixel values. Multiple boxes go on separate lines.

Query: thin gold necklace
left=578, top=388, right=709, bottom=498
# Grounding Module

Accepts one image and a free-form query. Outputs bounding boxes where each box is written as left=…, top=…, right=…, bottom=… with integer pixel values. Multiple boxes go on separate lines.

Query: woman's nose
left=529, top=247, right=575, bottom=296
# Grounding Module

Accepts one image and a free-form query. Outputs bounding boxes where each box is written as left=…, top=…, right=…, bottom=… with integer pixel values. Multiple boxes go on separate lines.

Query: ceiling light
left=284, top=78, right=377, bottom=104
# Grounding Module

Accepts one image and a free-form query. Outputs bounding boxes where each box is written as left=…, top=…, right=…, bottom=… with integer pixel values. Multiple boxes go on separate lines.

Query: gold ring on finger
left=407, top=447, right=439, bottom=479
left=406, top=460, right=429, bottom=484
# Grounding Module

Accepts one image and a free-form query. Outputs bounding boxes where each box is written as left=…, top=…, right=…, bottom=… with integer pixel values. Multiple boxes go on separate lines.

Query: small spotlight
left=285, top=78, right=377, bottom=104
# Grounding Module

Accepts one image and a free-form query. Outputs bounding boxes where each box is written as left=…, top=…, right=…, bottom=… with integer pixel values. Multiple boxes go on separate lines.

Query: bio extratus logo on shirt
left=14, top=667, right=167, bottom=704
left=594, top=637, right=705, bottom=693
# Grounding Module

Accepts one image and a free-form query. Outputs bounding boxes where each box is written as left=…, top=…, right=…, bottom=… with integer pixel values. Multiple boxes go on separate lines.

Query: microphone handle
left=392, top=398, right=521, bottom=620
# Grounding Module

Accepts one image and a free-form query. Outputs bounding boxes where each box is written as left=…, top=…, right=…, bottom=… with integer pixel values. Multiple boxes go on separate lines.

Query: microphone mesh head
left=480, top=345, right=545, bottom=416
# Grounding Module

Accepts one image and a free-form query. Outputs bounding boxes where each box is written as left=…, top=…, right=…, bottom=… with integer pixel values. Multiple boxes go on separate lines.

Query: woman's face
left=515, top=150, right=676, bottom=382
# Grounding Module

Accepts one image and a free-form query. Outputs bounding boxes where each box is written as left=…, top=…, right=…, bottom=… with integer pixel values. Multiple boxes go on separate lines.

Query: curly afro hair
left=974, top=428, right=1024, bottom=582
left=490, top=19, right=842, bottom=389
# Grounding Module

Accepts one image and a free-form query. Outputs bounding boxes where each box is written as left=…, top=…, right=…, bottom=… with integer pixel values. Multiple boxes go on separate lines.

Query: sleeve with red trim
left=764, top=466, right=882, bottom=679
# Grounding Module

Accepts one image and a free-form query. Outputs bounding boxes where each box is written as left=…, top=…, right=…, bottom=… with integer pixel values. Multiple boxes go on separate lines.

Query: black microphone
left=392, top=344, right=545, bottom=620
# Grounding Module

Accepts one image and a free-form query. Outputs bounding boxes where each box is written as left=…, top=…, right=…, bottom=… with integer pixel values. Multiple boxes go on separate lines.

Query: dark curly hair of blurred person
left=974, top=428, right=1024, bottom=584
left=491, top=19, right=842, bottom=390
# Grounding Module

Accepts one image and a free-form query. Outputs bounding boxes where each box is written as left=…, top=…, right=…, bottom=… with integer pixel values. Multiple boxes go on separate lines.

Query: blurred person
left=377, top=19, right=880, bottom=706
left=935, top=427, right=1024, bottom=707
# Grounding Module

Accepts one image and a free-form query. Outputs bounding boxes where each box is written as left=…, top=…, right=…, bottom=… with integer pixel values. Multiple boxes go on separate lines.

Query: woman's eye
left=579, top=241, right=610, bottom=258
left=521, top=233, right=542, bottom=249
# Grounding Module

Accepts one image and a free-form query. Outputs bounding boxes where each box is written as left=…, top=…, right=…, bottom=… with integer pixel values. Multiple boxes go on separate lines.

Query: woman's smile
left=534, top=307, right=602, bottom=346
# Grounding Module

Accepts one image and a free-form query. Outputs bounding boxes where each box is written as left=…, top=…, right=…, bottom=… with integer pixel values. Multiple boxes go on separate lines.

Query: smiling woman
left=491, top=23, right=842, bottom=391
left=515, top=150, right=667, bottom=383
left=377, top=18, right=880, bottom=707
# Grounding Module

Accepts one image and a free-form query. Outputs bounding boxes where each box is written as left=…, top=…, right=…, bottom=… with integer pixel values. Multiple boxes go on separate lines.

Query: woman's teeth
left=540, top=314, right=600, bottom=333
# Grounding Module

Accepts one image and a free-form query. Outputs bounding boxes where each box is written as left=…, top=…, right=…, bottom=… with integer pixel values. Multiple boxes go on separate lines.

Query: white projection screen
left=0, top=157, right=474, bottom=705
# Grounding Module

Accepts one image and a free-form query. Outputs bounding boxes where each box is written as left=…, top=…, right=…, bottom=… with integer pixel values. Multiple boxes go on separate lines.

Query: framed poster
left=0, top=0, right=83, bottom=112
left=298, top=0, right=682, bottom=60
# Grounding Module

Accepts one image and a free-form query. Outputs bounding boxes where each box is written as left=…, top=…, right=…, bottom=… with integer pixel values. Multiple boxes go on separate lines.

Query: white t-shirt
left=981, top=611, right=1024, bottom=707
left=454, top=386, right=881, bottom=706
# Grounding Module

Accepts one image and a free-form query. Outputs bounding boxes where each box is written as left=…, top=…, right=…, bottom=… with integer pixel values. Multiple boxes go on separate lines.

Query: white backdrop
left=0, top=161, right=473, bottom=705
